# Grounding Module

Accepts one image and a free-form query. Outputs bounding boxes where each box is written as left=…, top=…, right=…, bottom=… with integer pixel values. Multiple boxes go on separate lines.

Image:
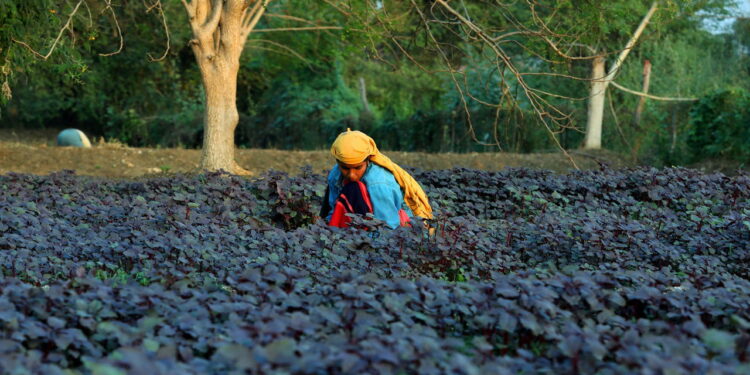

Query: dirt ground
left=1, top=128, right=635, bottom=178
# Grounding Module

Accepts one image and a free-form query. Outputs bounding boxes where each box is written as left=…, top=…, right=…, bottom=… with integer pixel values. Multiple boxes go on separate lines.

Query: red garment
left=329, top=181, right=372, bottom=228
left=329, top=181, right=410, bottom=228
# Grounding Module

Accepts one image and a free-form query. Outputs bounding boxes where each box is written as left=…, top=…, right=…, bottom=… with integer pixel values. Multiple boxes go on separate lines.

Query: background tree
left=1, top=0, right=747, bottom=169
left=2, top=0, right=356, bottom=174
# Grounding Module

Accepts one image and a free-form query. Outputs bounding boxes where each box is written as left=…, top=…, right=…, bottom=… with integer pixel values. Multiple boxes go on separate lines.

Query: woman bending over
left=320, top=129, right=432, bottom=229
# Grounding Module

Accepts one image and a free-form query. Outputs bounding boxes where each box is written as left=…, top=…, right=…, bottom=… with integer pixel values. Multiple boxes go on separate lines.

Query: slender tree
left=583, top=1, right=658, bottom=149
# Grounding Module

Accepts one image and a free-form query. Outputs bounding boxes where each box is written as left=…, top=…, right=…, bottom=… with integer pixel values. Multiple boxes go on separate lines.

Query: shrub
left=687, top=88, right=750, bottom=163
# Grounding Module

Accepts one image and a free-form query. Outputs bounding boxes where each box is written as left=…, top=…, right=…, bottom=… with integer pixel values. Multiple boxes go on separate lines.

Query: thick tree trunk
left=584, top=56, right=606, bottom=149
left=182, top=0, right=270, bottom=175
left=200, top=62, right=244, bottom=173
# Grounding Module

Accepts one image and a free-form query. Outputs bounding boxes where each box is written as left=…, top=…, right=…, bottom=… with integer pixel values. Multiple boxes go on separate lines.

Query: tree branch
left=183, top=0, right=223, bottom=58
left=181, top=0, right=196, bottom=19
left=253, top=26, right=343, bottom=32
left=204, top=0, right=223, bottom=37
left=99, top=0, right=124, bottom=57
left=146, top=0, right=171, bottom=62
left=607, top=87, right=633, bottom=150
left=247, top=39, right=312, bottom=66
left=241, top=0, right=271, bottom=38
left=196, top=0, right=210, bottom=26
left=610, top=81, right=697, bottom=101
left=263, top=13, right=318, bottom=24
left=11, top=0, right=86, bottom=61
left=605, top=1, right=659, bottom=82
left=433, top=0, right=580, bottom=168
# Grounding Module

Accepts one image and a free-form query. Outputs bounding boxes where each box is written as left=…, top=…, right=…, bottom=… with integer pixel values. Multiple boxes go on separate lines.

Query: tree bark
left=633, top=59, right=652, bottom=128
left=584, top=56, right=607, bottom=149
left=358, top=77, right=370, bottom=114
left=200, top=61, right=242, bottom=173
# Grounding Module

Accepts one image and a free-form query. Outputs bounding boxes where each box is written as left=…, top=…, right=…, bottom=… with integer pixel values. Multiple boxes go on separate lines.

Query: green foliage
left=345, top=59, right=443, bottom=122
left=104, top=94, right=204, bottom=147
left=0, top=0, right=747, bottom=162
left=687, top=88, right=750, bottom=162
left=237, top=63, right=361, bottom=149
left=732, top=18, right=750, bottom=76
left=94, top=267, right=150, bottom=287
left=572, top=2, right=748, bottom=165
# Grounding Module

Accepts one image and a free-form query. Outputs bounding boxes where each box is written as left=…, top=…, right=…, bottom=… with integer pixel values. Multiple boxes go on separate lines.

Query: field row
left=1, top=168, right=749, bottom=374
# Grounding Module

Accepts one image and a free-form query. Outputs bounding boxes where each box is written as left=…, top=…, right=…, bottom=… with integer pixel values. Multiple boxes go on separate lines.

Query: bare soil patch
left=1, top=128, right=632, bottom=178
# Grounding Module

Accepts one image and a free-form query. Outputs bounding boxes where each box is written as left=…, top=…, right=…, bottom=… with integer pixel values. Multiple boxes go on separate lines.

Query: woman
left=320, top=129, right=432, bottom=229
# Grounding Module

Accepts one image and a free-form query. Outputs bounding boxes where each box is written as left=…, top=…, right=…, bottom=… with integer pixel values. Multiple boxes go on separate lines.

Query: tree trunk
left=633, top=59, right=652, bottom=128
left=584, top=56, right=606, bottom=149
left=358, top=77, right=370, bottom=114
left=183, top=0, right=270, bottom=175
left=583, top=1, right=658, bottom=150
left=200, top=61, right=244, bottom=173
left=669, top=104, right=678, bottom=155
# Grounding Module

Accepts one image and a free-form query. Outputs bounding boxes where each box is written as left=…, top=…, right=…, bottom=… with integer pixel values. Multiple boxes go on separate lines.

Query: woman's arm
left=324, top=166, right=341, bottom=223
left=367, top=182, right=405, bottom=229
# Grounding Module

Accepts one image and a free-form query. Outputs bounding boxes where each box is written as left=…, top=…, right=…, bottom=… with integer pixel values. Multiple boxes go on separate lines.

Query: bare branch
left=242, top=0, right=272, bottom=38
left=99, top=0, right=124, bottom=57
left=321, top=0, right=351, bottom=16
left=241, top=0, right=264, bottom=27
left=489, top=30, right=533, bottom=42
left=253, top=26, right=343, bottom=32
left=365, top=6, right=438, bottom=74
left=204, top=0, right=223, bottom=36
left=610, top=81, right=698, bottom=102
left=247, top=39, right=312, bottom=66
left=263, top=13, right=319, bottom=25
left=146, top=0, right=171, bottom=62
left=528, top=86, right=589, bottom=101
left=433, top=0, right=580, bottom=168
left=83, top=0, right=94, bottom=28
left=605, top=1, right=659, bottom=81
left=488, top=29, right=598, bottom=62
left=181, top=0, right=196, bottom=19
left=607, top=88, right=633, bottom=151
left=568, top=42, right=597, bottom=55
left=540, top=36, right=604, bottom=61
left=12, top=0, right=86, bottom=61
left=520, top=71, right=601, bottom=82
left=410, top=0, right=498, bottom=148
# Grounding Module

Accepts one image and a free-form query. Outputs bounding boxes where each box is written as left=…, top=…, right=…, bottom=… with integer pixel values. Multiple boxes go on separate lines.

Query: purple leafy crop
left=0, top=167, right=749, bottom=374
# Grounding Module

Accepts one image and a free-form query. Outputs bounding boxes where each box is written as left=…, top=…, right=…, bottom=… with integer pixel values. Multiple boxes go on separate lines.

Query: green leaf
left=215, top=344, right=256, bottom=369
left=83, top=360, right=127, bottom=375
left=264, top=337, right=297, bottom=364
left=701, top=329, right=735, bottom=352
left=142, top=338, right=160, bottom=352
left=731, top=315, right=750, bottom=330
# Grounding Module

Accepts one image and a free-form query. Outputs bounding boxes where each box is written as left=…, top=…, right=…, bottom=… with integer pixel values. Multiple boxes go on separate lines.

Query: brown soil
left=1, top=128, right=634, bottom=178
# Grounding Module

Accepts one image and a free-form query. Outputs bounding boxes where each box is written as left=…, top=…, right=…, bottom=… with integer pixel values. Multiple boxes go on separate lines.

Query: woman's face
left=338, top=160, right=368, bottom=183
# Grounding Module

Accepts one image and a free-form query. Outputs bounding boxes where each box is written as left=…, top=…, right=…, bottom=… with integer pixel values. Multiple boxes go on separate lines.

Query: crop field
left=1, top=167, right=749, bottom=374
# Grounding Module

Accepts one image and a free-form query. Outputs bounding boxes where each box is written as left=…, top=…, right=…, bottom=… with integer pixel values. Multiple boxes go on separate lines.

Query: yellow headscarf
left=331, top=129, right=433, bottom=219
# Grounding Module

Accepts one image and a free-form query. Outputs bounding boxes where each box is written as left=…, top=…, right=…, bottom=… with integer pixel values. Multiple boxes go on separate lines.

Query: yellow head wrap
left=331, top=129, right=433, bottom=219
